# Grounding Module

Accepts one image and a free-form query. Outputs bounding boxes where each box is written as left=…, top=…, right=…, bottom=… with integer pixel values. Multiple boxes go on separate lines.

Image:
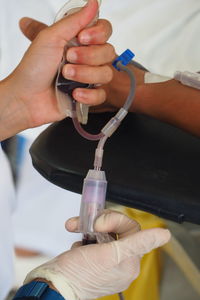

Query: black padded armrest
left=30, top=113, right=200, bottom=224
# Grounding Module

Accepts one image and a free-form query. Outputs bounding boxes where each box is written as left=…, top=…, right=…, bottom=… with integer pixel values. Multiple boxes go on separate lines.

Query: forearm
left=105, top=64, right=200, bottom=137
left=0, top=77, right=29, bottom=141
left=135, top=79, right=200, bottom=136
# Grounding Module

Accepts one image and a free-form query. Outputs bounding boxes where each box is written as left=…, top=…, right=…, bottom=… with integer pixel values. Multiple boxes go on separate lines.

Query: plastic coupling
left=101, top=108, right=128, bottom=137
left=174, top=71, right=200, bottom=90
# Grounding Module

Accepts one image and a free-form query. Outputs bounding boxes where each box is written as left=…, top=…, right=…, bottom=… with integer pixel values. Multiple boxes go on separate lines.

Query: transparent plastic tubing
left=72, top=100, right=104, bottom=140
left=174, top=71, right=200, bottom=90
left=129, top=59, right=148, bottom=71
left=71, top=61, right=136, bottom=141
left=117, top=62, right=136, bottom=111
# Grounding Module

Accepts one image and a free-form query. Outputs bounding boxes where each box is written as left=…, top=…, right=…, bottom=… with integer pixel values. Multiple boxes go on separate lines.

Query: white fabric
left=101, top=0, right=200, bottom=76
left=14, top=138, right=82, bottom=256
left=0, top=146, right=15, bottom=300
left=144, top=72, right=171, bottom=83
left=13, top=254, right=51, bottom=288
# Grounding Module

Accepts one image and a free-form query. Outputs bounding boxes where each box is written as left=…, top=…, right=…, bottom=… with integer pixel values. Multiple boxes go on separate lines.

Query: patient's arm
left=17, top=12, right=200, bottom=137
left=102, top=64, right=200, bottom=137
left=135, top=79, right=200, bottom=137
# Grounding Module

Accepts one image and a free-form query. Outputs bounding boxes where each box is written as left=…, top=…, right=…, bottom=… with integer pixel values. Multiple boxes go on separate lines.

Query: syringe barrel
left=79, top=169, right=107, bottom=233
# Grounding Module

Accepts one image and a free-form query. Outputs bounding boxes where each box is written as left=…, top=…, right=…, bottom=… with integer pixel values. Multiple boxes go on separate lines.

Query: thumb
left=19, top=18, right=47, bottom=41
left=116, top=228, right=171, bottom=262
left=46, top=0, right=98, bottom=43
left=94, top=210, right=141, bottom=238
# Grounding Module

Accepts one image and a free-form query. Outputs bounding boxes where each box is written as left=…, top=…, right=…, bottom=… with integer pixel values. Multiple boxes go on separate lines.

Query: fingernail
left=64, top=66, right=75, bottom=78
left=85, top=0, right=95, bottom=8
left=66, top=217, right=78, bottom=231
left=20, top=18, right=33, bottom=28
left=80, top=33, right=91, bottom=44
left=67, top=50, right=78, bottom=63
left=164, top=229, right=171, bottom=241
left=75, top=90, right=87, bottom=99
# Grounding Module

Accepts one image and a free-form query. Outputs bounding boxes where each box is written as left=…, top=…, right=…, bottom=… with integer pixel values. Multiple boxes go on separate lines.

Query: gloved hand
left=25, top=210, right=170, bottom=300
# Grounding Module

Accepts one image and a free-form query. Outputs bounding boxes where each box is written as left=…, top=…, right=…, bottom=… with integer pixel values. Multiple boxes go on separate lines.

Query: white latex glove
left=25, top=210, right=170, bottom=300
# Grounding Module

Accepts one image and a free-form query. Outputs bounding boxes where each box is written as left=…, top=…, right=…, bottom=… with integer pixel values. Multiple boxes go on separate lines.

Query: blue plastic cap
left=112, top=49, right=135, bottom=71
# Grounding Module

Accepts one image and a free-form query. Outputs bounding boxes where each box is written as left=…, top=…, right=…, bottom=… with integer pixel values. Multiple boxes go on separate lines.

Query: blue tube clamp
left=112, top=49, right=135, bottom=71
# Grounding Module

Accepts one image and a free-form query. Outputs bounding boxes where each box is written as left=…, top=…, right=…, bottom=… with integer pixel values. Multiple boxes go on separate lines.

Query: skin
left=134, top=79, right=200, bottom=137
left=21, top=14, right=200, bottom=138
left=0, top=0, right=115, bottom=141
left=102, top=67, right=200, bottom=137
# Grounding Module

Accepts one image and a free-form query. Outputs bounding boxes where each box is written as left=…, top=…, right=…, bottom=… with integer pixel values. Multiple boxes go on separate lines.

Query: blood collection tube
left=79, top=169, right=107, bottom=244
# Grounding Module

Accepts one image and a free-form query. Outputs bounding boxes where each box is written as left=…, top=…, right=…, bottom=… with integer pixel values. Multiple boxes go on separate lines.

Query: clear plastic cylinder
left=79, top=169, right=107, bottom=234
left=174, top=71, right=200, bottom=90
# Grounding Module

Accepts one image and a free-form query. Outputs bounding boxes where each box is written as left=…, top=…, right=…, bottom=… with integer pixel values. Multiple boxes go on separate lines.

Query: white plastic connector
left=174, top=71, right=200, bottom=90
left=115, top=108, right=128, bottom=121
left=101, top=108, right=128, bottom=137
left=101, top=118, right=120, bottom=137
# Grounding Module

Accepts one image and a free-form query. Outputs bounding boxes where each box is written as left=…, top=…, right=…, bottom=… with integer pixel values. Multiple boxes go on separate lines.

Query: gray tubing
left=129, top=60, right=148, bottom=71
left=117, top=62, right=136, bottom=111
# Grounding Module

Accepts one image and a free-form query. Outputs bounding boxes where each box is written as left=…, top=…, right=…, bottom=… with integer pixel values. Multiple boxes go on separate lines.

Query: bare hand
left=2, top=0, right=115, bottom=133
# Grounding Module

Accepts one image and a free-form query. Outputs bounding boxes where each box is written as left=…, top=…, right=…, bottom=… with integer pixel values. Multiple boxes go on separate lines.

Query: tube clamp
left=112, top=49, right=135, bottom=71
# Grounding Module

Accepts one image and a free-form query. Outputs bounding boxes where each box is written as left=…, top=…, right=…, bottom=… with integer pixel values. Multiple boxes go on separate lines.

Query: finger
left=71, top=241, right=82, bottom=249
left=65, top=209, right=140, bottom=236
left=73, top=87, right=106, bottom=106
left=62, top=64, right=113, bottom=84
left=65, top=217, right=80, bottom=232
left=94, top=210, right=141, bottom=238
left=46, top=0, right=99, bottom=44
left=116, top=228, right=171, bottom=262
left=19, top=18, right=47, bottom=41
left=66, top=44, right=116, bottom=65
left=78, top=19, right=113, bottom=45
